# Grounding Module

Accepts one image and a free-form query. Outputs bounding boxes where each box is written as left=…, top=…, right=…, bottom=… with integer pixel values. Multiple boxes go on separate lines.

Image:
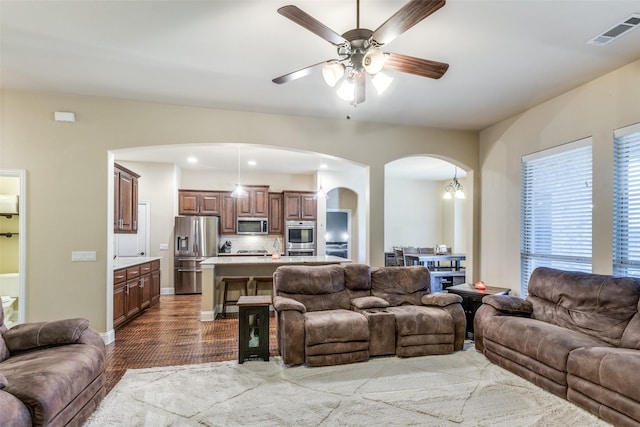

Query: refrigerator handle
left=177, top=236, right=189, bottom=252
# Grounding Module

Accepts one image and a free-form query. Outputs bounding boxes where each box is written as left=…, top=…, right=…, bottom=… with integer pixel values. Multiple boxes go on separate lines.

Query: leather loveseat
left=0, top=303, right=106, bottom=426
left=474, top=267, right=640, bottom=427
left=273, top=263, right=465, bottom=366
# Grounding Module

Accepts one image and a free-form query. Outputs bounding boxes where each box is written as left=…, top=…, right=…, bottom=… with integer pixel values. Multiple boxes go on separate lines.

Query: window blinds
left=520, top=140, right=592, bottom=295
left=613, top=124, right=640, bottom=276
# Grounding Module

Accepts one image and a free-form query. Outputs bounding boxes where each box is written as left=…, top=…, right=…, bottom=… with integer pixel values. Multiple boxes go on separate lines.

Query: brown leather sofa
left=474, top=267, right=640, bottom=427
left=0, top=303, right=106, bottom=426
left=273, top=263, right=465, bottom=366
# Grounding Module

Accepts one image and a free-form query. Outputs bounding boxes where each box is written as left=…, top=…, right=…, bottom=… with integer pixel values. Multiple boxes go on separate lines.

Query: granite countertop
left=200, top=255, right=350, bottom=266
left=113, top=256, right=162, bottom=270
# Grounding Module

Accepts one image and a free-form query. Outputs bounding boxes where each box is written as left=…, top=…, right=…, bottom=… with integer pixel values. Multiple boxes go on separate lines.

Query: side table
left=237, top=295, right=271, bottom=364
left=446, top=283, right=510, bottom=338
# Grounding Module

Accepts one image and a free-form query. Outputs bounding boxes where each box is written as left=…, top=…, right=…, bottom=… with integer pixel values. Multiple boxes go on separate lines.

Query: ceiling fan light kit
left=273, top=0, right=449, bottom=107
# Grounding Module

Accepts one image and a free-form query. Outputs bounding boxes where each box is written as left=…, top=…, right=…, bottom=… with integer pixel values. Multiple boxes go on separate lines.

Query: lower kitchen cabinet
left=114, top=259, right=161, bottom=329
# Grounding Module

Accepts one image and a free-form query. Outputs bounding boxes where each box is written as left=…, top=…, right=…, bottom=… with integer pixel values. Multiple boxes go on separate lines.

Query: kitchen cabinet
left=236, top=185, right=269, bottom=218
left=126, top=266, right=141, bottom=318
left=178, top=190, right=221, bottom=216
left=113, top=259, right=161, bottom=329
left=221, top=192, right=237, bottom=234
left=268, top=192, right=284, bottom=234
left=114, top=163, right=140, bottom=233
left=283, top=191, right=317, bottom=221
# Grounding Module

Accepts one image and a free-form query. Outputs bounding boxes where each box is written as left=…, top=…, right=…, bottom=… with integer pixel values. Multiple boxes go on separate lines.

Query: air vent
left=587, top=14, right=640, bottom=46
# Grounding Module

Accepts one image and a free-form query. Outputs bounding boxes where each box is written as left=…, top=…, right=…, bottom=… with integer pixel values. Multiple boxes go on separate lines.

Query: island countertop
left=200, top=255, right=350, bottom=266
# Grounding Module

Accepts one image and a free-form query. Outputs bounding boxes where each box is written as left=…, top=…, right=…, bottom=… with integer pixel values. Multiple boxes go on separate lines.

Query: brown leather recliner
left=0, top=303, right=106, bottom=426
left=273, top=264, right=370, bottom=366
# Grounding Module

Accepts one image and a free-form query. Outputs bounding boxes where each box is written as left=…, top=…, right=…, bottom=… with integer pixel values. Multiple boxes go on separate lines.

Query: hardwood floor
left=105, top=294, right=277, bottom=393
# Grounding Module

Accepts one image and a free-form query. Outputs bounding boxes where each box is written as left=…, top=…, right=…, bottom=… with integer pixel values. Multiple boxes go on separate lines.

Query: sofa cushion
left=344, top=264, right=372, bottom=299
left=0, top=390, right=31, bottom=427
left=0, top=335, right=8, bottom=363
left=483, top=315, right=611, bottom=375
left=387, top=305, right=454, bottom=337
left=304, top=309, right=369, bottom=347
left=371, top=266, right=430, bottom=306
left=421, top=292, right=462, bottom=307
left=527, top=267, right=640, bottom=346
left=274, top=265, right=350, bottom=311
left=0, top=343, right=104, bottom=426
left=3, top=318, right=89, bottom=353
left=351, top=296, right=389, bottom=310
left=0, top=373, right=6, bottom=389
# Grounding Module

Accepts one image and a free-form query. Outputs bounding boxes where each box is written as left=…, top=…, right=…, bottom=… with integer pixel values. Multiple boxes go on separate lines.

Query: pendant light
left=231, top=146, right=248, bottom=198
left=443, top=167, right=465, bottom=200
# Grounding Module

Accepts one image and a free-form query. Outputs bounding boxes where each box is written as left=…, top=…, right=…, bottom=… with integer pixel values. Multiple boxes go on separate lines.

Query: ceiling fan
left=272, top=0, right=449, bottom=105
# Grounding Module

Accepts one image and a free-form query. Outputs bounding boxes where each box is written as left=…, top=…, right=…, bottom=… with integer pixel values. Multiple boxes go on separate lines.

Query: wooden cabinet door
left=200, top=191, right=221, bottom=215
left=140, top=274, right=151, bottom=310
left=283, top=192, right=317, bottom=220
left=221, top=192, right=237, bottom=234
left=151, top=267, right=161, bottom=305
left=115, top=164, right=140, bottom=233
left=126, top=279, right=141, bottom=317
left=299, top=193, right=317, bottom=220
left=237, top=186, right=269, bottom=217
left=113, top=282, right=127, bottom=328
left=178, top=191, right=200, bottom=215
left=268, top=192, right=283, bottom=234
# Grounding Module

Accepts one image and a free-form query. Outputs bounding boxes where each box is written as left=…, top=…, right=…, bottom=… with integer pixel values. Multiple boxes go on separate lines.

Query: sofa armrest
left=3, top=318, right=89, bottom=353
left=351, top=296, right=390, bottom=310
left=421, top=293, right=463, bottom=307
left=482, top=294, right=533, bottom=315
left=273, top=296, right=306, bottom=313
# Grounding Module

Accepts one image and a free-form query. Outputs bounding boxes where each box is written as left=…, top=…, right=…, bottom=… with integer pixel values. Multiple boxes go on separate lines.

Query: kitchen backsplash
left=220, top=235, right=283, bottom=254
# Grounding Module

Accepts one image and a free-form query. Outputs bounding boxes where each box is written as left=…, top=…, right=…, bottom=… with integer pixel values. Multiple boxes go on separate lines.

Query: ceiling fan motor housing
left=340, top=28, right=377, bottom=73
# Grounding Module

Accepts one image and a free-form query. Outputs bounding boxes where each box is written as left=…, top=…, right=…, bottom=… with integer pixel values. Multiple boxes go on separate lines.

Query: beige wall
left=0, top=90, right=478, bottom=333
left=479, top=59, right=640, bottom=295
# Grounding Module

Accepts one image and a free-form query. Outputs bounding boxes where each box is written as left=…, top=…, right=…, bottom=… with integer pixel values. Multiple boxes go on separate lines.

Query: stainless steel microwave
left=237, top=218, right=268, bottom=235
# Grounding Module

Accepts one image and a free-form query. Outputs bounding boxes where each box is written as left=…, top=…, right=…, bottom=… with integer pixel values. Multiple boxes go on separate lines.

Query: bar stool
left=221, top=276, right=250, bottom=318
left=252, top=276, right=274, bottom=297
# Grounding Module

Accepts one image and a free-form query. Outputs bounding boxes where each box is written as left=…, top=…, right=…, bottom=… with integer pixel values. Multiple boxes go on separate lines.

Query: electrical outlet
left=71, top=251, right=96, bottom=262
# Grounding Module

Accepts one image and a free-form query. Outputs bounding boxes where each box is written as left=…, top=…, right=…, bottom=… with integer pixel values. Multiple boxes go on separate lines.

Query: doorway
left=0, top=169, right=27, bottom=326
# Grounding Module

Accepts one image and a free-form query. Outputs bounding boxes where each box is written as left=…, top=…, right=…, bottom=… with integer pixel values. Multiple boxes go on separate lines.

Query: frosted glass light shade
left=363, top=48, right=385, bottom=74
left=322, top=63, right=345, bottom=87
left=336, top=78, right=355, bottom=101
left=371, top=72, right=393, bottom=94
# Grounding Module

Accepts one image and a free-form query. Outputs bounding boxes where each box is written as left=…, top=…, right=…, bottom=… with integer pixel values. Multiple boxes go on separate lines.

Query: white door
left=115, top=202, right=149, bottom=256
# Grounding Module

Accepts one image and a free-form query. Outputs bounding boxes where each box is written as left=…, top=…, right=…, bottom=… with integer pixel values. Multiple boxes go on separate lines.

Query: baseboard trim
left=161, top=287, right=175, bottom=295
left=101, top=329, right=115, bottom=345
left=201, top=310, right=215, bottom=321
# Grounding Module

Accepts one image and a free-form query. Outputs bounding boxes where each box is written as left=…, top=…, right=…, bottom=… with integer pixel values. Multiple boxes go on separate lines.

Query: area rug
left=86, top=346, right=610, bottom=426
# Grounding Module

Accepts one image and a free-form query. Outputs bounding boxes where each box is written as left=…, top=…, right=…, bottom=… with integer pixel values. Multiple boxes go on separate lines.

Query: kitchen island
left=200, top=255, right=350, bottom=320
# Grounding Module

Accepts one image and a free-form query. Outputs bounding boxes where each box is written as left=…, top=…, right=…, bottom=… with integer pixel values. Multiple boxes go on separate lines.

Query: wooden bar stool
left=221, top=276, right=250, bottom=317
left=252, top=276, right=273, bottom=297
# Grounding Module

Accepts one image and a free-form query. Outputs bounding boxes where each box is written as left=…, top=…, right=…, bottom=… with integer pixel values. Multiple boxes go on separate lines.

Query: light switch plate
left=159, top=243, right=168, bottom=250
left=71, top=251, right=96, bottom=262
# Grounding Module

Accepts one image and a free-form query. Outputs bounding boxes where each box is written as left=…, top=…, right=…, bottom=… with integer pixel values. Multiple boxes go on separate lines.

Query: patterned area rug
left=87, top=345, right=610, bottom=426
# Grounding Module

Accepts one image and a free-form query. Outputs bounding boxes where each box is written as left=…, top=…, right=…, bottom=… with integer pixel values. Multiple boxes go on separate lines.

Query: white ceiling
left=2, top=0, right=638, bottom=180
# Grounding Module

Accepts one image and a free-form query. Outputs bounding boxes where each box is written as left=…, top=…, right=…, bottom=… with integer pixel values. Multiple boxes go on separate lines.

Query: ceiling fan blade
left=272, top=61, right=330, bottom=84
left=354, top=72, right=366, bottom=104
left=384, top=53, right=449, bottom=79
left=278, top=5, right=348, bottom=46
left=372, top=0, right=446, bottom=46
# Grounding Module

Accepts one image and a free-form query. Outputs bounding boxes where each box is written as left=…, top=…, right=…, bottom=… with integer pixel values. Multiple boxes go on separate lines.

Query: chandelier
left=443, top=167, right=465, bottom=200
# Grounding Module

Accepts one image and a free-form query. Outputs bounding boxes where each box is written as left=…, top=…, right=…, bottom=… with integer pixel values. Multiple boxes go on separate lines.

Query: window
left=520, top=139, right=592, bottom=295
left=613, top=123, right=640, bottom=276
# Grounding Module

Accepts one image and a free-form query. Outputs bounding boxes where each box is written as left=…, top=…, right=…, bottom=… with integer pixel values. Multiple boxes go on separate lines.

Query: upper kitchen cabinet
left=114, top=163, right=140, bottom=234
left=178, top=190, right=221, bottom=216
left=236, top=185, right=269, bottom=218
left=283, top=191, right=317, bottom=221
left=221, top=192, right=237, bottom=234
left=268, top=192, right=284, bottom=234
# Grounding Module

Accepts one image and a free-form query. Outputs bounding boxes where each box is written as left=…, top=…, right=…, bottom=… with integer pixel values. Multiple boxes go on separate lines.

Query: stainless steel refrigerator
left=174, top=216, right=219, bottom=294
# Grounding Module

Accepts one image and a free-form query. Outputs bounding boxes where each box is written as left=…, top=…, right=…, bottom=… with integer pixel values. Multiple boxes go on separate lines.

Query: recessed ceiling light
left=247, top=160, right=257, bottom=166
left=187, top=157, right=197, bottom=164
left=319, top=163, right=328, bottom=169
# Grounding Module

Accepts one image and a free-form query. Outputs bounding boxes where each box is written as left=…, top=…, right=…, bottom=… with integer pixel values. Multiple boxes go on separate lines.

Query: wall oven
left=285, top=220, right=316, bottom=252
left=287, top=249, right=315, bottom=257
